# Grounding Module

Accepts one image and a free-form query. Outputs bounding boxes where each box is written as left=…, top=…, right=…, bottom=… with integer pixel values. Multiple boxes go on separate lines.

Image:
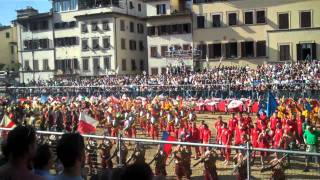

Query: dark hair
left=56, top=133, right=85, bottom=168
left=6, top=125, right=36, bottom=158
left=33, top=144, right=52, bottom=169
left=121, top=163, right=153, bottom=180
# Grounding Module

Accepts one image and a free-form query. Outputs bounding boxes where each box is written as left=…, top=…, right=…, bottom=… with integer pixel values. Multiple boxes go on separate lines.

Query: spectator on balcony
left=55, top=133, right=85, bottom=180
left=0, top=125, right=44, bottom=180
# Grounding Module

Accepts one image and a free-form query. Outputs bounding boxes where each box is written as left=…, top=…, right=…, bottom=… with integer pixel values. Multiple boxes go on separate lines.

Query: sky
left=0, top=0, right=51, bottom=25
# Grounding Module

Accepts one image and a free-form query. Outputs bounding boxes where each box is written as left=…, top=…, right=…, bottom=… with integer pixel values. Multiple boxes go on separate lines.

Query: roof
left=0, top=26, right=11, bottom=31
left=16, top=12, right=52, bottom=22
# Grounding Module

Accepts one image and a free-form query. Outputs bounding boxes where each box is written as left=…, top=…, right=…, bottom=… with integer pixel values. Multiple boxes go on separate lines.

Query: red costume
left=221, top=127, right=231, bottom=161
left=273, top=128, right=283, bottom=148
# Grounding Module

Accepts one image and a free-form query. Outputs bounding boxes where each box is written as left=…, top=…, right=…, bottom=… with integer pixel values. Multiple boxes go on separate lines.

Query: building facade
left=146, top=0, right=193, bottom=75
left=15, top=0, right=320, bottom=80
left=192, top=0, right=320, bottom=68
left=0, top=25, right=18, bottom=71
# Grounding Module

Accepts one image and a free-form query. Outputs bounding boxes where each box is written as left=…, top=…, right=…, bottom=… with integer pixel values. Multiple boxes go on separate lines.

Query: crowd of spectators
left=24, top=61, right=320, bottom=89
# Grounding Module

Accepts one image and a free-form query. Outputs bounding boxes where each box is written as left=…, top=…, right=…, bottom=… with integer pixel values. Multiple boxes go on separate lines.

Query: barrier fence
left=0, top=127, right=319, bottom=179
left=1, top=83, right=320, bottom=99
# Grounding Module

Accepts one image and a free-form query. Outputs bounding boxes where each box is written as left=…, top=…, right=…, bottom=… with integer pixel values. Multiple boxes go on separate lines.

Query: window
left=121, top=38, right=126, bottom=49
left=39, top=39, right=49, bottom=49
left=11, top=46, right=14, bottom=54
left=104, top=56, right=110, bottom=70
left=40, top=20, right=49, bottom=30
left=183, top=23, right=191, bottom=33
left=103, top=21, right=109, bottom=30
left=151, top=47, right=158, bottom=57
left=256, top=10, right=266, bottom=24
left=158, top=25, right=170, bottom=36
left=131, top=59, right=136, bottom=71
left=241, top=41, right=254, bottom=57
left=300, top=11, right=311, bottom=28
left=197, top=16, right=205, bottom=28
left=93, top=57, right=100, bottom=71
left=32, top=40, right=39, bottom=49
left=120, top=20, right=125, bottom=31
left=43, top=59, right=49, bottom=70
left=256, top=41, right=266, bottom=57
left=83, top=58, right=89, bottom=71
left=140, top=60, right=144, bottom=71
left=23, top=40, right=32, bottom=50
left=208, top=44, right=221, bottom=58
left=122, top=59, right=127, bottom=71
left=130, top=22, right=134, bottom=32
left=24, top=60, right=30, bottom=70
left=156, top=4, right=166, bottom=15
left=161, top=46, right=168, bottom=57
left=225, top=42, right=238, bottom=58
left=244, top=11, right=253, bottom=25
left=5, top=32, right=10, bottom=38
left=151, top=68, right=158, bottom=75
left=278, top=13, right=289, bottom=29
left=55, top=37, right=78, bottom=47
left=129, top=40, right=136, bottom=50
left=82, top=39, right=89, bottom=51
left=30, top=22, right=38, bottom=31
left=91, top=22, right=98, bottom=31
left=103, top=37, right=110, bottom=49
left=137, top=23, right=144, bottom=34
left=81, top=24, right=88, bottom=33
left=212, top=14, right=221, bottom=27
left=147, top=27, right=156, bottom=36
left=129, top=1, right=134, bottom=9
left=161, top=67, right=166, bottom=74
left=22, top=24, right=28, bottom=32
left=69, top=21, right=76, bottom=28
left=228, top=12, right=237, bottom=26
left=279, top=44, right=290, bottom=61
left=139, top=41, right=144, bottom=51
left=138, top=3, right=141, bottom=12
left=33, top=60, right=39, bottom=71
left=198, top=44, right=207, bottom=59
left=92, top=38, right=99, bottom=50
left=183, top=44, right=190, bottom=50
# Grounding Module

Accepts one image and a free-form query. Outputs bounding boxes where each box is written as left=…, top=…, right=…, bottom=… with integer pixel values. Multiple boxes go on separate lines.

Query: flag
left=305, top=101, right=312, bottom=112
left=161, top=131, right=175, bottom=157
left=77, top=112, right=99, bottom=134
left=40, top=95, right=48, bottom=104
left=0, top=115, right=16, bottom=128
left=266, top=91, right=278, bottom=117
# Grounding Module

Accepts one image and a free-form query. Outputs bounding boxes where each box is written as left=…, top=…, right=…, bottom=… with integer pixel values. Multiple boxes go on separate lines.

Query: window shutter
left=296, top=44, right=302, bottom=61
left=312, top=43, right=317, bottom=60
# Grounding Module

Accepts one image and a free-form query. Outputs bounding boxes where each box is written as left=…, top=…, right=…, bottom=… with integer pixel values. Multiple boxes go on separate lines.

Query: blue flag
left=40, top=95, right=48, bottom=104
left=266, top=91, right=278, bottom=117
left=305, top=101, right=312, bottom=112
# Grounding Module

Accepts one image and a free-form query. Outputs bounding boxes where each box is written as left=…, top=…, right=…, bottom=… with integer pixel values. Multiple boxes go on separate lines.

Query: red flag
left=77, top=112, right=99, bottom=134
left=0, top=115, right=16, bottom=128
left=161, top=131, right=176, bottom=157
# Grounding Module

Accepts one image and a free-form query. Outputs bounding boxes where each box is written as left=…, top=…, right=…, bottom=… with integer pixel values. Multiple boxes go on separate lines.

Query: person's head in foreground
left=56, top=133, right=85, bottom=179
left=121, top=162, right=153, bottom=180
left=0, top=125, right=44, bottom=180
